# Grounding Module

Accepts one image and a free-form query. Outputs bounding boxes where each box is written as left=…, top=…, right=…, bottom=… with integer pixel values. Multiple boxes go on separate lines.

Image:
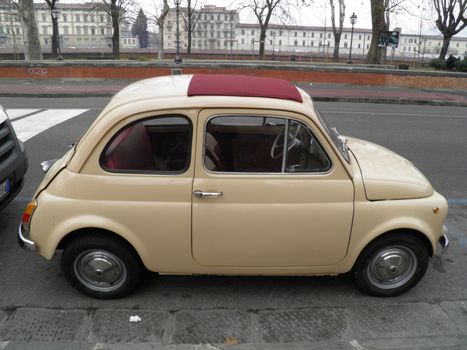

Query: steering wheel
left=270, top=124, right=302, bottom=159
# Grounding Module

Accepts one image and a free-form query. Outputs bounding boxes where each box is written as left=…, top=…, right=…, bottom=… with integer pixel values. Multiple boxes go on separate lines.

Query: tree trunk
left=186, top=0, right=192, bottom=54
left=332, top=34, right=341, bottom=61
left=259, top=27, right=266, bottom=59
left=51, top=14, right=58, bottom=55
left=158, top=24, right=164, bottom=59
left=366, top=0, right=385, bottom=64
left=19, top=0, right=42, bottom=60
left=187, top=24, right=192, bottom=54
left=438, top=34, right=451, bottom=60
left=111, top=9, right=120, bottom=59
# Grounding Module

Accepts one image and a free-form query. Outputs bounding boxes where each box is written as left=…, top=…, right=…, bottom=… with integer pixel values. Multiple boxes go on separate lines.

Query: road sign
left=378, top=31, right=400, bottom=48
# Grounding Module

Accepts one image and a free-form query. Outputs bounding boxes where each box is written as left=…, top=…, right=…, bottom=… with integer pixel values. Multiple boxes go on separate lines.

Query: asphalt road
left=0, top=98, right=466, bottom=349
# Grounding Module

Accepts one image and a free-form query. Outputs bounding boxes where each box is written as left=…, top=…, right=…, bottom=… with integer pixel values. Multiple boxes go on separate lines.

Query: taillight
left=21, top=200, right=37, bottom=232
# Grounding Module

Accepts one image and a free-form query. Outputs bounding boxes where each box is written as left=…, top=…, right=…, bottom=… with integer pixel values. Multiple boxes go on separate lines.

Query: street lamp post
left=51, top=8, right=63, bottom=60
left=347, top=12, right=357, bottom=64
left=174, top=0, right=182, bottom=64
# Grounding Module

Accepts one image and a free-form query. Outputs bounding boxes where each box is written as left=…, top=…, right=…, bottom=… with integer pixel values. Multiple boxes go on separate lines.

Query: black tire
left=353, top=233, right=429, bottom=297
left=61, top=234, right=143, bottom=299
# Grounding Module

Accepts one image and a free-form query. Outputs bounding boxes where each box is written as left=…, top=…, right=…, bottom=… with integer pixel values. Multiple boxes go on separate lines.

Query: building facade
left=235, top=23, right=467, bottom=59
left=0, top=2, right=139, bottom=51
left=163, top=5, right=238, bottom=51
left=1, top=1, right=466, bottom=59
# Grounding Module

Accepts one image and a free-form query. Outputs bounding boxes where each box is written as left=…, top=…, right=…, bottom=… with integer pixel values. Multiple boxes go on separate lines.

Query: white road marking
left=11, top=109, right=89, bottom=141
left=318, top=110, right=467, bottom=119
left=5, top=109, right=40, bottom=120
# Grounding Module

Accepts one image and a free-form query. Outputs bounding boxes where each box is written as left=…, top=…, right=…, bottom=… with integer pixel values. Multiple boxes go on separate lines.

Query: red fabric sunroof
left=187, top=74, right=303, bottom=103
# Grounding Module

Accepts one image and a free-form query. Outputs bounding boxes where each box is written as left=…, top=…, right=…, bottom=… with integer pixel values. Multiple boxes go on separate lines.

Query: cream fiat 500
left=19, top=74, right=448, bottom=299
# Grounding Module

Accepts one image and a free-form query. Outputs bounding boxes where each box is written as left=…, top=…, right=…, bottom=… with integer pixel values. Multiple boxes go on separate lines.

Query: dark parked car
left=0, top=106, right=27, bottom=210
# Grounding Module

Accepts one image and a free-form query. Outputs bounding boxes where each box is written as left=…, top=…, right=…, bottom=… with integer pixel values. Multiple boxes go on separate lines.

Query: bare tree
left=329, top=0, right=345, bottom=61
left=179, top=0, right=203, bottom=54
left=1, top=0, right=42, bottom=59
left=94, top=0, right=134, bottom=59
left=366, top=0, right=405, bottom=64
left=44, top=0, right=59, bottom=55
left=433, top=0, right=467, bottom=60
left=366, top=0, right=387, bottom=64
left=148, top=0, right=169, bottom=59
left=242, top=0, right=294, bottom=59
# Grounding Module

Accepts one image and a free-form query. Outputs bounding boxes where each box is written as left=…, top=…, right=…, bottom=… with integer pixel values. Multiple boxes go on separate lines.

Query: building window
left=83, top=14, right=88, bottom=22
left=63, top=14, right=67, bottom=22
left=294, top=32, right=297, bottom=37
left=76, top=26, right=81, bottom=35
left=101, top=27, right=105, bottom=35
left=91, top=27, right=96, bottom=35
left=251, top=30, right=254, bottom=35
left=302, top=40, right=305, bottom=46
left=344, top=34, right=348, bottom=39
left=344, top=42, right=348, bottom=48
left=241, top=29, right=245, bottom=35
left=294, top=40, right=297, bottom=46
left=90, top=15, right=95, bottom=22
left=42, top=13, right=47, bottom=22
left=100, top=15, right=104, bottom=22
left=358, top=43, right=361, bottom=48
left=75, top=14, right=80, bottom=22
left=42, top=26, right=48, bottom=35
left=279, top=39, right=281, bottom=45
left=303, top=31, right=306, bottom=37
left=63, top=26, right=69, bottom=35
left=328, top=33, right=331, bottom=38
left=359, top=35, right=362, bottom=40
left=320, top=33, right=323, bottom=38
left=310, top=41, right=313, bottom=46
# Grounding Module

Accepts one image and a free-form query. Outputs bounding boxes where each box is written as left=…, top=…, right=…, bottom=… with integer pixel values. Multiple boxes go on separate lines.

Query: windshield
left=313, top=105, right=351, bottom=164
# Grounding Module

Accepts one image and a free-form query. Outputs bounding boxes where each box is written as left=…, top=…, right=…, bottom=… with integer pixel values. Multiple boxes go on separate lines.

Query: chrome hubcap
left=74, top=250, right=126, bottom=292
left=367, top=246, right=417, bottom=289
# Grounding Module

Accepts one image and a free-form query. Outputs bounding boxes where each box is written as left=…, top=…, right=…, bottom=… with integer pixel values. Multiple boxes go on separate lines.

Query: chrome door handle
left=193, top=190, right=223, bottom=199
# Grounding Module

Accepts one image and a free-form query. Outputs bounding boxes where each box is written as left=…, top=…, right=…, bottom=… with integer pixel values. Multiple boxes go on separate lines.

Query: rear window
left=100, top=115, right=192, bottom=173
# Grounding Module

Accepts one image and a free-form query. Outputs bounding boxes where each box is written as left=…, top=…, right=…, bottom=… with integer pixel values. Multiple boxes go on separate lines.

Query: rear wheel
left=61, top=235, right=143, bottom=299
left=353, top=233, right=429, bottom=297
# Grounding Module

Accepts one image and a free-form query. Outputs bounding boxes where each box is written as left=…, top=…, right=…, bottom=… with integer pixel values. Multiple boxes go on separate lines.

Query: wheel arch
left=351, top=228, right=433, bottom=270
left=57, top=227, right=146, bottom=268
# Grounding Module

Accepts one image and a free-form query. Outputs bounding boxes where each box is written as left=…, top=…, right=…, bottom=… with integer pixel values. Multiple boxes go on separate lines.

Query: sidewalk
left=1, top=78, right=467, bottom=106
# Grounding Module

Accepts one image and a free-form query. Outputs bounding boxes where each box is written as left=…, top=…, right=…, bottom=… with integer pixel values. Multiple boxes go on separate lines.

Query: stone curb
left=0, top=301, right=466, bottom=348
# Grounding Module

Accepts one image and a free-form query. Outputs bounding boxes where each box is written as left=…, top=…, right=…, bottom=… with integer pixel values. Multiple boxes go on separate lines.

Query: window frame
left=202, top=114, right=333, bottom=175
left=99, top=114, right=193, bottom=175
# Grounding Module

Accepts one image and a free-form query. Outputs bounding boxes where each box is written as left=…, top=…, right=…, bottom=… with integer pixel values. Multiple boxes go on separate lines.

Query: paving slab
left=0, top=308, right=88, bottom=342
left=89, top=310, right=168, bottom=343
left=257, top=308, right=349, bottom=343
left=171, top=310, right=251, bottom=345
left=348, top=302, right=458, bottom=339
left=440, top=301, right=467, bottom=335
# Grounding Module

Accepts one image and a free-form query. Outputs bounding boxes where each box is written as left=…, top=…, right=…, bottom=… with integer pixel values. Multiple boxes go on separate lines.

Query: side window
left=204, top=116, right=331, bottom=173
left=101, top=115, right=191, bottom=173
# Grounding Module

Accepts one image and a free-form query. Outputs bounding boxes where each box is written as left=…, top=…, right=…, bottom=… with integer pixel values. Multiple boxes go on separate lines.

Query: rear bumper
left=18, top=224, right=36, bottom=252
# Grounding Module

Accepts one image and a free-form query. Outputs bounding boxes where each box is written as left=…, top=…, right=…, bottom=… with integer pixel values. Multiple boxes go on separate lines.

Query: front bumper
left=436, top=225, right=449, bottom=255
left=18, top=224, right=36, bottom=252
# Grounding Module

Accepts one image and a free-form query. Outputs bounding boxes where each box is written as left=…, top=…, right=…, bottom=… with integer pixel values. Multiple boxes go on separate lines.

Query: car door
left=192, top=109, right=354, bottom=268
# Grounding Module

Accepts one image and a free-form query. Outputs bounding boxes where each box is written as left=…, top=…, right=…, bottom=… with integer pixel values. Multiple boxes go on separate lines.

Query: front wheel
left=61, top=235, right=143, bottom=299
left=353, top=233, right=429, bottom=297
